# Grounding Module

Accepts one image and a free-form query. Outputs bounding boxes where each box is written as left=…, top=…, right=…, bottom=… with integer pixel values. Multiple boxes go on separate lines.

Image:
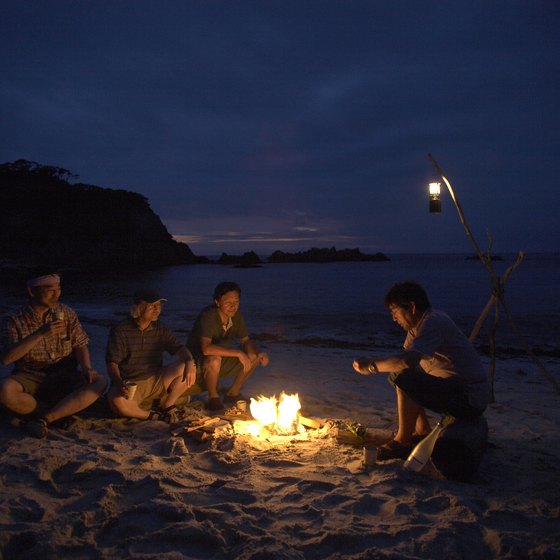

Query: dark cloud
left=1, top=0, right=559, bottom=255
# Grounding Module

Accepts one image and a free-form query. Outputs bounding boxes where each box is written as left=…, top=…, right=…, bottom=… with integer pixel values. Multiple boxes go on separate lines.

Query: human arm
left=352, top=351, right=422, bottom=375
left=241, top=336, right=269, bottom=367
left=74, top=345, right=103, bottom=384
left=107, top=361, right=131, bottom=397
left=176, top=346, right=197, bottom=386
left=200, top=336, right=254, bottom=371
left=0, top=317, right=66, bottom=366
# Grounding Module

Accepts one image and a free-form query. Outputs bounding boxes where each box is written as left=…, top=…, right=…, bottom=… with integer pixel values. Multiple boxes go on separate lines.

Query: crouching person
left=0, top=268, right=107, bottom=438
left=106, top=290, right=196, bottom=423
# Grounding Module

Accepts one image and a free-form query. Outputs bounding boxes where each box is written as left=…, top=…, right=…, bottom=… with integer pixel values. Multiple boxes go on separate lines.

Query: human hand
left=41, top=319, right=66, bottom=338
left=120, top=380, right=131, bottom=398
left=352, top=357, right=374, bottom=375
left=183, top=360, right=197, bottom=387
left=239, top=352, right=253, bottom=374
left=257, top=352, right=269, bottom=367
left=83, top=368, right=101, bottom=384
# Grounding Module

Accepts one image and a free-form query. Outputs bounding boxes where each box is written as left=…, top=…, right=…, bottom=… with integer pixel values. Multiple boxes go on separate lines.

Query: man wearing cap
left=0, top=267, right=107, bottom=438
left=106, top=289, right=196, bottom=423
left=187, top=281, right=269, bottom=411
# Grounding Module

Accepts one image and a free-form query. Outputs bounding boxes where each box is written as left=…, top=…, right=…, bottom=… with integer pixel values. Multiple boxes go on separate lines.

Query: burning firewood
left=298, top=415, right=321, bottom=429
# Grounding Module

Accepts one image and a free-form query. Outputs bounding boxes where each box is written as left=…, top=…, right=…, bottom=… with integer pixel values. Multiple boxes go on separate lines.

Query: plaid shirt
left=0, top=303, right=89, bottom=371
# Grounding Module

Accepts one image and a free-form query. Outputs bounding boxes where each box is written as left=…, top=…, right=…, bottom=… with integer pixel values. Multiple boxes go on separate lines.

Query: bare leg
left=107, top=386, right=151, bottom=420
left=203, top=356, right=222, bottom=399
left=0, top=378, right=38, bottom=416
left=393, top=386, right=425, bottom=446
left=43, top=377, right=108, bottom=424
left=159, top=361, right=191, bottom=408
left=226, top=356, right=259, bottom=397
left=414, top=409, right=431, bottom=436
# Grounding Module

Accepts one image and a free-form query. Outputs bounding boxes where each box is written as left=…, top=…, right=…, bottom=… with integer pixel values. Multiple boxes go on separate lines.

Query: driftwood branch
left=469, top=251, right=525, bottom=342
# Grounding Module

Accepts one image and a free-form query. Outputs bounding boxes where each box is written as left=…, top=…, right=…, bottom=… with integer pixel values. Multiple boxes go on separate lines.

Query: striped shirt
left=106, top=317, right=184, bottom=381
left=0, top=303, right=89, bottom=371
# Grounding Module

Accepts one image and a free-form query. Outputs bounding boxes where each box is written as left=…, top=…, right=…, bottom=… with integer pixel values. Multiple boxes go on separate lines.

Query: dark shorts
left=388, top=367, right=484, bottom=419
left=10, top=356, right=86, bottom=405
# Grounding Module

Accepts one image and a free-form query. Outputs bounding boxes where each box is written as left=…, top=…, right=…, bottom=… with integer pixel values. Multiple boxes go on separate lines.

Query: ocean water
left=1, top=253, right=559, bottom=363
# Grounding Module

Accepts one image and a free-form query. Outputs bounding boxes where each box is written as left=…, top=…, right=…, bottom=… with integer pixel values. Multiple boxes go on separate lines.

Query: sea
left=1, top=253, right=559, bottom=372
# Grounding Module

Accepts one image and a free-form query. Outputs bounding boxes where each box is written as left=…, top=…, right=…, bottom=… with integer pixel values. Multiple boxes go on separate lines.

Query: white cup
left=363, top=444, right=378, bottom=466
left=125, top=382, right=138, bottom=400
left=236, top=400, right=247, bottom=412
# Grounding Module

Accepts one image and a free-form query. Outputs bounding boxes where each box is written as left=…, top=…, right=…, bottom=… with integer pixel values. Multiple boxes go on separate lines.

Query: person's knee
left=0, top=377, right=22, bottom=405
left=0, top=378, right=9, bottom=403
left=107, top=395, right=128, bottom=415
left=203, top=356, right=221, bottom=373
left=90, top=376, right=108, bottom=396
left=106, top=386, right=126, bottom=414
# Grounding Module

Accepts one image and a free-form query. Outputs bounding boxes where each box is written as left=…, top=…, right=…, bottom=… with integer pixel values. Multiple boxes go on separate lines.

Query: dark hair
left=384, top=281, right=431, bottom=311
left=213, top=281, right=241, bottom=300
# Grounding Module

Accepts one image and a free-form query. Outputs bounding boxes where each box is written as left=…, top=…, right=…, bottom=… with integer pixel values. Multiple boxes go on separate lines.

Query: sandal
left=206, top=397, right=224, bottom=411
left=147, top=410, right=163, bottom=422
left=377, top=439, right=413, bottom=461
left=160, top=405, right=180, bottom=424
left=26, top=417, right=49, bottom=439
left=223, top=393, right=247, bottom=404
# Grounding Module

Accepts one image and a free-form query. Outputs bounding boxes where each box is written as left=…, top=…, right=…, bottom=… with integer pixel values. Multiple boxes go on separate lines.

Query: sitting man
left=187, top=281, right=269, bottom=411
left=0, top=268, right=107, bottom=438
left=353, top=281, right=489, bottom=461
left=106, top=289, right=196, bottom=423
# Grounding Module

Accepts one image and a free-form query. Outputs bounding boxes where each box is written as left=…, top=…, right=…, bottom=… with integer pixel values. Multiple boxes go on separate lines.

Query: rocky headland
left=0, top=160, right=200, bottom=272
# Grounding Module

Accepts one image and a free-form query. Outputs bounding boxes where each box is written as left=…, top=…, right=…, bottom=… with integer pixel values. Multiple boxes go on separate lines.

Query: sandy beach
left=1, top=330, right=559, bottom=560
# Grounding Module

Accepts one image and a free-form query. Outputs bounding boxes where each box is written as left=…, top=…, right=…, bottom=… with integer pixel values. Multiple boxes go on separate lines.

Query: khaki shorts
left=11, top=365, right=85, bottom=405
left=127, top=375, right=167, bottom=408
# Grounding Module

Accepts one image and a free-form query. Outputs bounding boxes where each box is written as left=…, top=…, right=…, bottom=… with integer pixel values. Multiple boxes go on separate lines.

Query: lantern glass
left=429, top=182, right=441, bottom=213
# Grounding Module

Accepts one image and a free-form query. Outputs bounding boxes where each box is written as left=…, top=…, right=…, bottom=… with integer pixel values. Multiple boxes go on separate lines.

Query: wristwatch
left=367, top=361, right=378, bottom=374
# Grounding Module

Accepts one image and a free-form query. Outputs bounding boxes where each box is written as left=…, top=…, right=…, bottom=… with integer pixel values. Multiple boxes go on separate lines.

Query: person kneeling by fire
left=353, top=281, right=489, bottom=462
left=106, top=290, right=196, bottom=423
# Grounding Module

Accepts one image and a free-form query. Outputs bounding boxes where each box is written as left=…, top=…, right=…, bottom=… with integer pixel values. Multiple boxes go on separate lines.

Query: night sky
left=2, top=1, right=559, bottom=256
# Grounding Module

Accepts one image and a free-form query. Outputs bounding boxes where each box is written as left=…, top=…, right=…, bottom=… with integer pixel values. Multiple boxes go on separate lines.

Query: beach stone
left=431, top=416, right=488, bottom=481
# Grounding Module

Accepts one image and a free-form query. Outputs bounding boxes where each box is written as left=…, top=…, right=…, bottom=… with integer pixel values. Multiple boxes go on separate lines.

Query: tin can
left=236, top=400, right=247, bottom=412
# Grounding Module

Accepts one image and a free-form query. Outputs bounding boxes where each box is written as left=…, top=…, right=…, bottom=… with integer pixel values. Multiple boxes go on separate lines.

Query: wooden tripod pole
left=427, top=154, right=560, bottom=397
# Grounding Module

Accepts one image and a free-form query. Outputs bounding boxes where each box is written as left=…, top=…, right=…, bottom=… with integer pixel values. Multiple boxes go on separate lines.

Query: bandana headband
left=27, top=274, right=61, bottom=288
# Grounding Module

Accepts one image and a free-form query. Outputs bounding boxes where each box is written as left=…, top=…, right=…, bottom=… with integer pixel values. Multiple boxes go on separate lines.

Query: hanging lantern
left=429, top=182, right=441, bottom=213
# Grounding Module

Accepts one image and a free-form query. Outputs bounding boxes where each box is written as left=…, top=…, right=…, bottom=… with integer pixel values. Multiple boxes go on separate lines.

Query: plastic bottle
left=403, top=421, right=443, bottom=472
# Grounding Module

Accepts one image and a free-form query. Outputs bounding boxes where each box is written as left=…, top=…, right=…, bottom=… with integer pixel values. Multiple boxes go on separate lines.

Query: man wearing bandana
left=0, top=267, right=107, bottom=438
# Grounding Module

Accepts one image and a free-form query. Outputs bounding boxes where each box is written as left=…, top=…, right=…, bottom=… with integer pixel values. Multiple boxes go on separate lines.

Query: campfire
left=232, top=392, right=318, bottom=439
left=176, top=391, right=327, bottom=446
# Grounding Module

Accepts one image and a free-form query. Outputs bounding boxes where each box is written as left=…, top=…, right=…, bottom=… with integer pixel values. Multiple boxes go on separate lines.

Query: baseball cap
left=133, top=290, right=168, bottom=304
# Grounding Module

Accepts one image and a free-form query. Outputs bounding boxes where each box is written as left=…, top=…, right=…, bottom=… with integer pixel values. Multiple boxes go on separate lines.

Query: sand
left=1, top=339, right=559, bottom=560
